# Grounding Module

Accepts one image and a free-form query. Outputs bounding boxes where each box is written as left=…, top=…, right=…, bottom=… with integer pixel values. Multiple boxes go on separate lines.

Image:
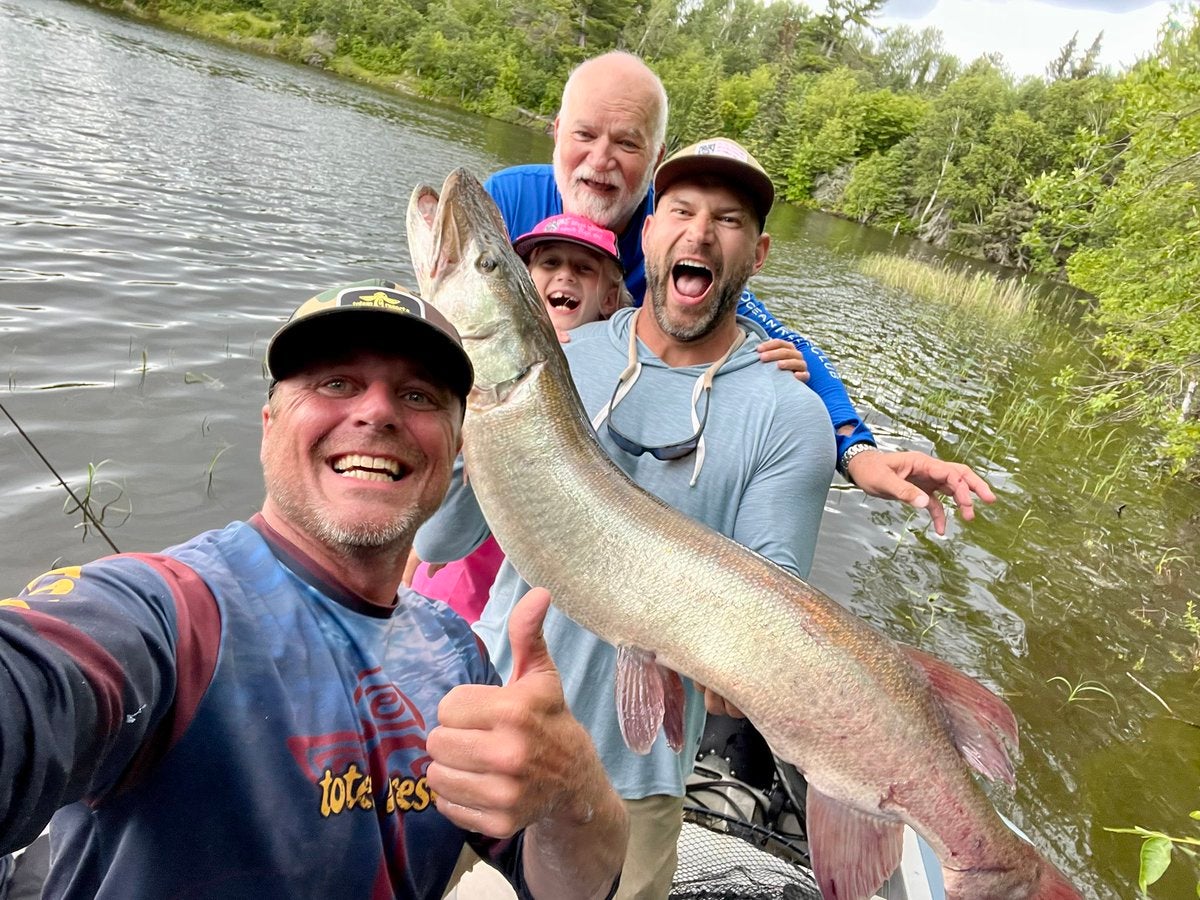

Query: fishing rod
left=0, top=398, right=121, bottom=555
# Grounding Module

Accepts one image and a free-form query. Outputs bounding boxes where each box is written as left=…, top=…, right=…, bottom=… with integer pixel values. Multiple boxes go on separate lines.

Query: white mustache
left=572, top=165, right=623, bottom=190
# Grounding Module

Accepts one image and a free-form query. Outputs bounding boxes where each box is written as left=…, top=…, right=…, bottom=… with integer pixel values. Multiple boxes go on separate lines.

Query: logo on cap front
left=695, top=139, right=749, bottom=162
left=337, top=286, right=425, bottom=318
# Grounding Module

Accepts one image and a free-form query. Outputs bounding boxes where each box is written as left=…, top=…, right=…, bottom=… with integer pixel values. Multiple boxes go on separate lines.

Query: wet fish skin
left=407, top=168, right=1082, bottom=900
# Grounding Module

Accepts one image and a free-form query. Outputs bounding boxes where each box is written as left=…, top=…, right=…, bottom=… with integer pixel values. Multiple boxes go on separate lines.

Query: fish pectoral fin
left=806, top=784, right=904, bottom=900
left=903, top=645, right=1018, bottom=786
left=615, top=646, right=681, bottom=755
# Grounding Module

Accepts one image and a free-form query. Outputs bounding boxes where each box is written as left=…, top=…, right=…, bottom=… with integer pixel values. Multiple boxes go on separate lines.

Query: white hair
left=560, top=52, right=669, bottom=153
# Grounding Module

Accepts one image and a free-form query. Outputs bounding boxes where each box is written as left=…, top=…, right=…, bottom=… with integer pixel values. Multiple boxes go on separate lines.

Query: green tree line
left=85, top=0, right=1200, bottom=474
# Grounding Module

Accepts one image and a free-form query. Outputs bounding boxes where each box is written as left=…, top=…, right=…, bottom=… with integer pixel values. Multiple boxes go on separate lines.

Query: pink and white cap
left=512, top=213, right=624, bottom=272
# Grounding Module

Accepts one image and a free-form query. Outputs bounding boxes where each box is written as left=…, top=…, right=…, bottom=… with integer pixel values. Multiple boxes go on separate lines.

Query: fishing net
left=671, top=807, right=822, bottom=900
left=672, top=748, right=822, bottom=900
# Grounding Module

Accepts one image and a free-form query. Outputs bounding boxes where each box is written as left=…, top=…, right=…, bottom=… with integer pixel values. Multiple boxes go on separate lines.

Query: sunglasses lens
left=607, top=421, right=702, bottom=460
left=607, top=425, right=647, bottom=457
left=648, top=439, right=700, bottom=461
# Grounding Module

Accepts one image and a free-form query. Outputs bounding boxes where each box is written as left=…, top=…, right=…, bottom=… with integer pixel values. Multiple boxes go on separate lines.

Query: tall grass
left=859, top=254, right=1040, bottom=325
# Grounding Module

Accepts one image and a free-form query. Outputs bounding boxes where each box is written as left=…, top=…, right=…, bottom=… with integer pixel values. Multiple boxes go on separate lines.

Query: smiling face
left=552, top=56, right=666, bottom=232
left=641, top=177, right=770, bottom=362
left=260, top=351, right=463, bottom=557
left=527, top=241, right=622, bottom=331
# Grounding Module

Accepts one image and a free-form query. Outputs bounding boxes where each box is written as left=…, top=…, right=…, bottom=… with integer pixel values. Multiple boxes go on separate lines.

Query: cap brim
left=655, top=157, right=773, bottom=225
left=267, top=307, right=474, bottom=401
left=513, top=233, right=625, bottom=273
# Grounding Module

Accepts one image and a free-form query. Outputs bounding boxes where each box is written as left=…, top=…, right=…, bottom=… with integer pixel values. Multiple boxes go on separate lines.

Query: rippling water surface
left=2, top=1, right=1198, bottom=896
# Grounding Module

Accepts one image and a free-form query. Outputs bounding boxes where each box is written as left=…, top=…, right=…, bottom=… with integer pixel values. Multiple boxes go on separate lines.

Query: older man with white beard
left=483, top=51, right=995, bottom=531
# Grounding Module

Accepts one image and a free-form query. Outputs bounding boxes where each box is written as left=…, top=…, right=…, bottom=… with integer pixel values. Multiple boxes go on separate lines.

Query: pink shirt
left=410, top=535, right=505, bottom=623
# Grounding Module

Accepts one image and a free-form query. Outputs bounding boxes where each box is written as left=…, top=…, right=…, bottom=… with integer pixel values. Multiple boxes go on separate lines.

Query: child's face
left=527, top=242, right=620, bottom=332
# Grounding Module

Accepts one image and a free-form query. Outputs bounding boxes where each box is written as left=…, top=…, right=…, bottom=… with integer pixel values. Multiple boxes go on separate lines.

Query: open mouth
left=331, top=453, right=406, bottom=483
left=672, top=260, right=713, bottom=299
left=579, top=176, right=617, bottom=195
left=547, top=290, right=581, bottom=311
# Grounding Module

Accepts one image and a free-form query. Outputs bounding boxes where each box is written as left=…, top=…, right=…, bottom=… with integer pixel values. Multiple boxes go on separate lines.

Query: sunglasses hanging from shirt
left=591, top=308, right=747, bottom=486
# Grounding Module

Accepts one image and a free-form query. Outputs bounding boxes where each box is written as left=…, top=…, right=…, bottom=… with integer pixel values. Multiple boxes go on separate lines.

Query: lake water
left=2, top=0, right=1198, bottom=896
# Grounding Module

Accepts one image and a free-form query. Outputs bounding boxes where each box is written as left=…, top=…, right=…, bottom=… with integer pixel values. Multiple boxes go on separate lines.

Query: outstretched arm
left=735, top=291, right=995, bottom=533
left=427, top=588, right=627, bottom=899
left=0, top=557, right=202, bottom=853
left=843, top=448, right=996, bottom=536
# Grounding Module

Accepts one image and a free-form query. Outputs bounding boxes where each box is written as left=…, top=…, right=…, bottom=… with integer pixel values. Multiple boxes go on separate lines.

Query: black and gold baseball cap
left=266, top=280, right=474, bottom=401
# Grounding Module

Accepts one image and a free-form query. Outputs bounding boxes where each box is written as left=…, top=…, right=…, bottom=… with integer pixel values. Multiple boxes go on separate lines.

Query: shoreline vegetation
left=857, top=254, right=1039, bottom=328
left=81, top=0, right=1200, bottom=475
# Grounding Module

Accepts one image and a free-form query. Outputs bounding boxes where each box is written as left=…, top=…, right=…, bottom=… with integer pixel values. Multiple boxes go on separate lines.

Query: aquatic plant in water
left=857, top=253, right=1040, bottom=328
left=1046, top=675, right=1118, bottom=710
left=1105, top=812, right=1200, bottom=897
left=62, top=460, right=131, bottom=543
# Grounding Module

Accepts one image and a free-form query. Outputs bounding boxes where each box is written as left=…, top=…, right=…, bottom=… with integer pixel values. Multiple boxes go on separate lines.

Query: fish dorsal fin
left=806, top=783, right=903, bottom=900
left=903, top=645, right=1019, bottom=786
left=615, top=646, right=685, bottom=754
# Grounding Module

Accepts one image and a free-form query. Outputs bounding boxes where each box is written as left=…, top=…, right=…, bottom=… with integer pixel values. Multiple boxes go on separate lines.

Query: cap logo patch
left=695, top=139, right=749, bottom=163
left=335, top=286, right=426, bottom=318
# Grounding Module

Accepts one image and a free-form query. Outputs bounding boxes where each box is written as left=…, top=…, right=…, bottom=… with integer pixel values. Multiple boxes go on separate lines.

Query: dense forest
left=89, top=0, right=1200, bottom=474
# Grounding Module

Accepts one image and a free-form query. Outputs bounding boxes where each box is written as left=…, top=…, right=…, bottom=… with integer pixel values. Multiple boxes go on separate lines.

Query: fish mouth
left=329, top=453, right=408, bottom=483
left=547, top=290, right=581, bottom=311
left=422, top=169, right=510, bottom=292
left=672, top=259, right=714, bottom=300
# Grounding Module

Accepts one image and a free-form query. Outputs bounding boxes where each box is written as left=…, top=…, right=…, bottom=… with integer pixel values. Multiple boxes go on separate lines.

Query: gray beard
left=554, top=152, right=653, bottom=231
left=307, top=510, right=421, bottom=551
left=265, top=476, right=424, bottom=555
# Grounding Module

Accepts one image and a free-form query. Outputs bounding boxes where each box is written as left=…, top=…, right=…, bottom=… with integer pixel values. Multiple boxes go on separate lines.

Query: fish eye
left=477, top=253, right=498, bottom=273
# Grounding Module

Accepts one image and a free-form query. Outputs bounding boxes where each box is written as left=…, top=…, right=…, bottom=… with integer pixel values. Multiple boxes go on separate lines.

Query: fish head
left=406, top=168, right=559, bottom=408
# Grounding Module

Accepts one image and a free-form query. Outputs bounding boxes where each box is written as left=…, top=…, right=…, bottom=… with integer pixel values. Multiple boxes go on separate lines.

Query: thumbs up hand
left=427, top=587, right=627, bottom=897
left=427, top=588, right=606, bottom=837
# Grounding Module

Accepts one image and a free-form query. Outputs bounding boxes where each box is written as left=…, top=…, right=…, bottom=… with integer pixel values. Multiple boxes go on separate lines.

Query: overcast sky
left=836, top=0, right=1178, bottom=77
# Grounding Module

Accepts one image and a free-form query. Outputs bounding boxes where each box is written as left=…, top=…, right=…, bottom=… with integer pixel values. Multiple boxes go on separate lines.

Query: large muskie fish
left=407, top=169, right=1080, bottom=900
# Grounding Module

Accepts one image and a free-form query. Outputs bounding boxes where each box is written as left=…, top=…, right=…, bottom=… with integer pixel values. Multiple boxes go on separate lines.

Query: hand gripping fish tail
left=406, top=168, right=1083, bottom=900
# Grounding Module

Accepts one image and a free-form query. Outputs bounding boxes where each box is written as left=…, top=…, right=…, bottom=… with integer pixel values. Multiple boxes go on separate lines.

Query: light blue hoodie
left=415, top=306, right=835, bottom=798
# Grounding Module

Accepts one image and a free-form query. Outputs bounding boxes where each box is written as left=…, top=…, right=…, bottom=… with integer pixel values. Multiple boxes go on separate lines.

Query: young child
left=409, top=213, right=626, bottom=621
left=514, top=212, right=628, bottom=333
